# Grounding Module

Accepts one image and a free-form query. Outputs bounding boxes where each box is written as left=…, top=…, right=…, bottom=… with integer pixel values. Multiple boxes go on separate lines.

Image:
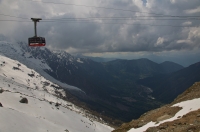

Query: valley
left=1, top=40, right=195, bottom=123
left=0, top=39, right=200, bottom=131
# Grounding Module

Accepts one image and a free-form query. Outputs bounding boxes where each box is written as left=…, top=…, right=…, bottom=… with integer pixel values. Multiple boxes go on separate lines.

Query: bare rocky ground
left=146, top=109, right=200, bottom=132
left=113, top=82, right=200, bottom=132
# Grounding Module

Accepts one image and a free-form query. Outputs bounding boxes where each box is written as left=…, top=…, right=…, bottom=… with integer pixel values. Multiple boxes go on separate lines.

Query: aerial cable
left=42, top=16, right=200, bottom=21
left=1, top=13, right=199, bottom=22
left=20, top=0, right=200, bottom=18
left=1, top=13, right=199, bottom=21
left=0, top=20, right=31, bottom=22
left=0, top=19, right=197, bottom=28
left=41, top=20, right=196, bottom=28
left=43, top=16, right=200, bottom=20
left=0, top=13, right=29, bottom=19
left=20, top=0, right=165, bottom=16
left=0, top=19, right=189, bottom=22
left=43, top=18, right=199, bottom=21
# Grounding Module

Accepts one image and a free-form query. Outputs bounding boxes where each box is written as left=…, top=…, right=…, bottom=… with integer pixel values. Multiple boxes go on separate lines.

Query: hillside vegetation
left=113, top=82, right=200, bottom=132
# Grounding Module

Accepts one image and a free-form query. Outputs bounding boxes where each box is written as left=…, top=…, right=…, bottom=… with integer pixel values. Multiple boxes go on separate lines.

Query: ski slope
left=0, top=55, right=113, bottom=132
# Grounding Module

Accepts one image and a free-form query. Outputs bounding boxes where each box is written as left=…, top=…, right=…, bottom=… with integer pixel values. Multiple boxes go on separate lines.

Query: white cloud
left=182, top=21, right=192, bottom=26
left=155, top=37, right=165, bottom=46
left=170, top=0, right=176, bottom=4
left=188, top=27, right=200, bottom=40
left=132, top=0, right=144, bottom=9
left=185, top=6, right=200, bottom=14
left=176, top=39, right=192, bottom=44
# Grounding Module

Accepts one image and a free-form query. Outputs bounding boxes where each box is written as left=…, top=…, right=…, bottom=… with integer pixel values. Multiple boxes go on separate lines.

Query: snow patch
left=77, top=58, right=84, bottom=63
left=128, top=98, right=200, bottom=132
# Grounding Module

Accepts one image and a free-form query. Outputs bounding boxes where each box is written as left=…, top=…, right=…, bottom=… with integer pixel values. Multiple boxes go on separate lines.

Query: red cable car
left=29, top=18, right=46, bottom=47
left=29, top=37, right=46, bottom=47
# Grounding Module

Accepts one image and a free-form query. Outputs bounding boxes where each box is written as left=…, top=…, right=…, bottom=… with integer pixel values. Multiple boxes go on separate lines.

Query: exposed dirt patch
left=157, top=114, right=173, bottom=122
left=146, top=109, right=200, bottom=132
left=112, top=106, right=181, bottom=132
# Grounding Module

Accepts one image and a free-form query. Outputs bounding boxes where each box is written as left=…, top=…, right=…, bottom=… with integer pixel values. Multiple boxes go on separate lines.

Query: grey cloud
left=0, top=0, right=200, bottom=55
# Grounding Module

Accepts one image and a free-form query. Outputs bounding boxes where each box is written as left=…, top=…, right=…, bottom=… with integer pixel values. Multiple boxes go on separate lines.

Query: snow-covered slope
left=0, top=40, right=83, bottom=92
left=0, top=55, right=113, bottom=132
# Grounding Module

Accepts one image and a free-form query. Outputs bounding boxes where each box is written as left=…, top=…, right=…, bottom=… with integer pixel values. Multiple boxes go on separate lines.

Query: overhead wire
left=42, top=17, right=200, bottom=21
left=0, top=18, right=198, bottom=28
left=20, top=0, right=200, bottom=18
left=1, top=0, right=200, bottom=23
left=20, top=0, right=170, bottom=16
left=0, top=0, right=199, bottom=28
left=40, top=20, right=196, bottom=28
left=0, top=20, right=195, bottom=28
left=0, top=20, right=31, bottom=22
left=0, top=13, right=29, bottom=19
left=0, top=13, right=199, bottom=22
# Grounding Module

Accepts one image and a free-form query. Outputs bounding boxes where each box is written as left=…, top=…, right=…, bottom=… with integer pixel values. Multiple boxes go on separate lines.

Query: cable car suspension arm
left=31, top=18, right=42, bottom=37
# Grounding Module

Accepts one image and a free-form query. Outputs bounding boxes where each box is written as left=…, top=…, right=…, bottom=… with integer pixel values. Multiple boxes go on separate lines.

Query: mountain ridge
left=0, top=39, right=190, bottom=122
left=159, top=61, right=184, bottom=73
left=137, top=61, right=200, bottom=103
left=103, top=58, right=183, bottom=80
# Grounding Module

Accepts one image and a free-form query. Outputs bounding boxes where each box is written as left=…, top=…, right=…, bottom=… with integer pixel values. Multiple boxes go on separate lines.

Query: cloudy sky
left=0, top=0, right=200, bottom=66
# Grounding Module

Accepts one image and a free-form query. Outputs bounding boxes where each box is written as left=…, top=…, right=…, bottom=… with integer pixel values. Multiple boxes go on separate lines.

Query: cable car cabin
left=28, top=37, right=46, bottom=47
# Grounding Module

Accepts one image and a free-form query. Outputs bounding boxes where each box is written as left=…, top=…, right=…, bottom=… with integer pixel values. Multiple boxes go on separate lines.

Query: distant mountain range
left=159, top=61, right=184, bottom=74
left=80, top=56, right=116, bottom=62
left=1, top=39, right=200, bottom=123
left=103, top=59, right=184, bottom=80
left=138, top=61, right=200, bottom=103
